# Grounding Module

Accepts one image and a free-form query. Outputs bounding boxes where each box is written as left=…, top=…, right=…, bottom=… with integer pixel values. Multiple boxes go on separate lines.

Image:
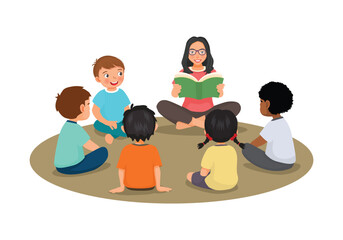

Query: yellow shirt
left=201, top=145, right=238, bottom=190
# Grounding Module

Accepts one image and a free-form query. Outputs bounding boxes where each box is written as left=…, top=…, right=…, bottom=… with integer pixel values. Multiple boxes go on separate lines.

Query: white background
left=1, top=0, right=342, bottom=239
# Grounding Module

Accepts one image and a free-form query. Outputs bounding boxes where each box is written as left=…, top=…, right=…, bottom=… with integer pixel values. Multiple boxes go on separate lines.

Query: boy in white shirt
left=242, top=82, right=295, bottom=171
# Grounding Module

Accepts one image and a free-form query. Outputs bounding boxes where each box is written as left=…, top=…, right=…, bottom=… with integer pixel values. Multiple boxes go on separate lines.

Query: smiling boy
left=92, top=56, right=131, bottom=144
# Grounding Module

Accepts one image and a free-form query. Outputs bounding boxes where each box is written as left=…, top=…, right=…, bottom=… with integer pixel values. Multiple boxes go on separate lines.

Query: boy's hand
left=109, top=186, right=125, bottom=193
left=172, top=84, right=182, bottom=97
left=156, top=186, right=172, bottom=192
left=217, top=84, right=225, bottom=97
left=107, top=121, right=117, bottom=130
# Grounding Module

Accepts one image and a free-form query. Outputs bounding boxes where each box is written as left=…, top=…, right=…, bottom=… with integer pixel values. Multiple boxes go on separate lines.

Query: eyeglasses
left=189, top=48, right=206, bottom=55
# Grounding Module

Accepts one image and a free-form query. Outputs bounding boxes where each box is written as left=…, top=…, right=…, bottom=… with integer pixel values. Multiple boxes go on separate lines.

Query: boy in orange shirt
left=109, top=105, right=172, bottom=193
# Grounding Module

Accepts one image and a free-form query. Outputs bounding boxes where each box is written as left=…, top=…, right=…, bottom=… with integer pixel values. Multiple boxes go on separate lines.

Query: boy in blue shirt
left=54, top=86, right=108, bottom=174
left=92, top=56, right=131, bottom=144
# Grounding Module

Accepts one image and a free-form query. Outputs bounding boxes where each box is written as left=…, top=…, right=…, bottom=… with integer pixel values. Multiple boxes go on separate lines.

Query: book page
left=199, top=73, right=223, bottom=82
left=174, top=72, right=198, bottom=82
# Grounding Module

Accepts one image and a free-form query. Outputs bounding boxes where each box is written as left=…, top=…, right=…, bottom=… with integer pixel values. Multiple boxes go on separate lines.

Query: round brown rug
left=30, top=117, right=313, bottom=203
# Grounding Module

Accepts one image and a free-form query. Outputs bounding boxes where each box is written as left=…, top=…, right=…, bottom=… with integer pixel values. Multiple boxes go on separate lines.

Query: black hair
left=123, top=104, right=157, bottom=142
left=181, top=36, right=214, bottom=74
left=259, top=82, right=293, bottom=114
left=197, top=109, right=244, bottom=149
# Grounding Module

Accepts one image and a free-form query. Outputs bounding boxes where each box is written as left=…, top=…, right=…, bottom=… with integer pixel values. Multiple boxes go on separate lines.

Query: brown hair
left=93, top=55, right=125, bottom=77
left=56, top=86, right=91, bottom=119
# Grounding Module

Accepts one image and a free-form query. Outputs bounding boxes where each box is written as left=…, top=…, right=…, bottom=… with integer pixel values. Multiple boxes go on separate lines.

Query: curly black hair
left=259, top=82, right=293, bottom=114
left=123, top=104, right=157, bottom=142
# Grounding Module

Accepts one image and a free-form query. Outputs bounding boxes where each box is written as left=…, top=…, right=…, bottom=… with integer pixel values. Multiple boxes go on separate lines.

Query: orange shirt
left=117, top=144, right=162, bottom=189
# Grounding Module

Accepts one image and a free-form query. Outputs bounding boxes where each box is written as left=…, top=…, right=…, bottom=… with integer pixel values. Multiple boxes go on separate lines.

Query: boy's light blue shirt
left=54, top=121, right=90, bottom=168
left=93, top=88, right=130, bottom=122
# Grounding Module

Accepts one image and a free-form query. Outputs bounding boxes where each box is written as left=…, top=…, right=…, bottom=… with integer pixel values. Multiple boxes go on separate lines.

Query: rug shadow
left=243, top=163, right=301, bottom=174
left=111, top=188, right=173, bottom=196
left=157, top=125, right=247, bottom=136
left=157, top=125, right=203, bottom=136
left=52, top=163, right=112, bottom=177
left=185, top=181, right=239, bottom=193
left=91, top=128, right=126, bottom=141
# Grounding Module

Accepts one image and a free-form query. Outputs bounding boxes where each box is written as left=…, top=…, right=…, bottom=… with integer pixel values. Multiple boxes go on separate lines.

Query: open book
left=174, top=72, right=224, bottom=99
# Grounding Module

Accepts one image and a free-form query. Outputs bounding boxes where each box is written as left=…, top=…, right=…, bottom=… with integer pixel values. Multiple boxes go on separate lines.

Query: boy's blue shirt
left=93, top=88, right=130, bottom=122
left=54, top=121, right=90, bottom=168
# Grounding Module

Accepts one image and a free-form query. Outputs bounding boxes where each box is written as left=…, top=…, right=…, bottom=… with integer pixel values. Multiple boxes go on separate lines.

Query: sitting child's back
left=187, top=109, right=241, bottom=191
left=201, top=145, right=238, bottom=190
left=117, top=144, right=161, bottom=189
left=109, top=105, right=172, bottom=193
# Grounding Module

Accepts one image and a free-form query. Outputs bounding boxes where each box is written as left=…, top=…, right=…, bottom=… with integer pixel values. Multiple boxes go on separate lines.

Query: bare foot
left=105, top=134, right=114, bottom=144
left=191, top=116, right=205, bottom=129
left=176, top=121, right=193, bottom=130
left=187, top=172, right=194, bottom=182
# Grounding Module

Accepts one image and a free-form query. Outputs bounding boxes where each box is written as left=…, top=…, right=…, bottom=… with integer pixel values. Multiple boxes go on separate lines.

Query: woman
left=157, top=36, right=241, bottom=129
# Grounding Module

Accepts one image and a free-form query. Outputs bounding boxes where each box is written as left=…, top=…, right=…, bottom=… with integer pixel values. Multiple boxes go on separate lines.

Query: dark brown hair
left=93, top=55, right=125, bottom=77
left=56, top=86, right=91, bottom=119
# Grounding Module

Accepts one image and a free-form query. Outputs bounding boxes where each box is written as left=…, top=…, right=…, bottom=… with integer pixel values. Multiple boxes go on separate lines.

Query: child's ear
left=80, top=104, right=85, bottom=113
left=95, top=77, right=101, bottom=83
left=155, top=123, right=159, bottom=131
left=266, top=100, right=271, bottom=109
left=121, top=125, right=125, bottom=133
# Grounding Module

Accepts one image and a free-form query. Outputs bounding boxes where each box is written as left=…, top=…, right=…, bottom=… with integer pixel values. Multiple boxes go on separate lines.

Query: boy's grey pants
left=242, top=144, right=294, bottom=171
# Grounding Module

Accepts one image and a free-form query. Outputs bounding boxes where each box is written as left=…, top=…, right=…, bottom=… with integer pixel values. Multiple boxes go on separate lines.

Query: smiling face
left=188, top=41, right=207, bottom=67
left=95, top=66, right=124, bottom=91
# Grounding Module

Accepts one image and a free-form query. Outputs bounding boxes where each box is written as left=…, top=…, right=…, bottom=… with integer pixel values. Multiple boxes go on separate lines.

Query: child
left=241, top=81, right=295, bottom=171
left=54, top=86, right=108, bottom=174
left=186, top=109, right=241, bottom=191
left=109, top=105, right=172, bottom=193
left=92, top=56, right=131, bottom=144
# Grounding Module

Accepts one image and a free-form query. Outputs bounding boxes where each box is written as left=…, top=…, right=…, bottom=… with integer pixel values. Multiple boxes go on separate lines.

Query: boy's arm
left=83, top=139, right=99, bottom=151
left=109, top=169, right=125, bottom=193
left=154, top=166, right=172, bottom=192
left=124, top=105, right=130, bottom=111
left=251, top=135, right=267, bottom=147
left=92, top=104, right=117, bottom=130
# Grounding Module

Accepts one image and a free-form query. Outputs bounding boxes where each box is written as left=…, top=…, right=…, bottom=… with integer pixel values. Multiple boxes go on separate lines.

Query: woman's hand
left=171, top=84, right=182, bottom=98
left=217, top=84, right=225, bottom=97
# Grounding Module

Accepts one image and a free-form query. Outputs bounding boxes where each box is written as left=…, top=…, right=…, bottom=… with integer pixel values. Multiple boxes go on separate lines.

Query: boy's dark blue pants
left=56, top=147, right=108, bottom=174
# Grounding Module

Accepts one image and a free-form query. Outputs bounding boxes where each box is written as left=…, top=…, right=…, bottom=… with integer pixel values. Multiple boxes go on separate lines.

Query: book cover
left=174, top=72, right=224, bottom=99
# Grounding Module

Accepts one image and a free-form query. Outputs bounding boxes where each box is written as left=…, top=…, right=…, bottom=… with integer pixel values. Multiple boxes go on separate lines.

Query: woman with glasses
left=157, top=36, right=241, bottom=130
